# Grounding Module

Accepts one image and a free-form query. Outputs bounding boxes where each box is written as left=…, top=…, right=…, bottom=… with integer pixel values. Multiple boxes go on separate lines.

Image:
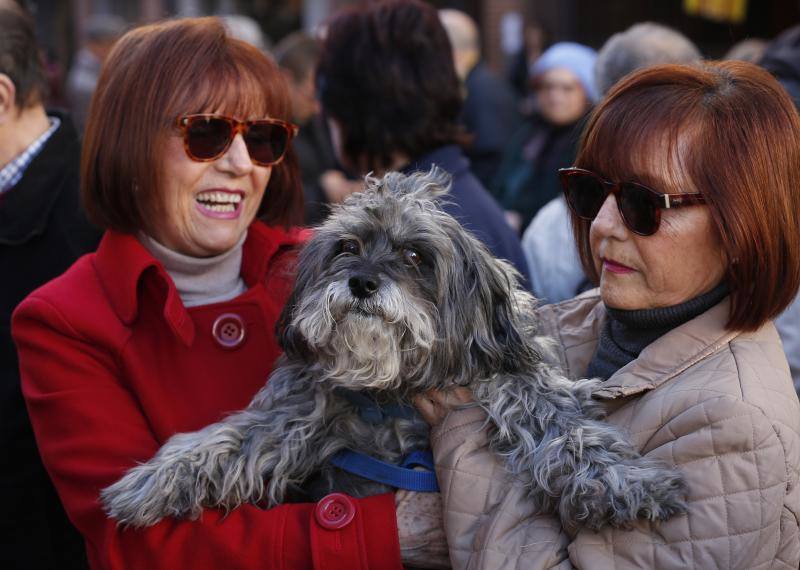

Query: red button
left=212, top=313, right=246, bottom=349
left=315, top=493, right=355, bottom=530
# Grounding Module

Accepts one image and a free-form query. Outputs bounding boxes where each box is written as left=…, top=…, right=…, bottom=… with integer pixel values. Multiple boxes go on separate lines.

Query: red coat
left=12, top=223, right=402, bottom=570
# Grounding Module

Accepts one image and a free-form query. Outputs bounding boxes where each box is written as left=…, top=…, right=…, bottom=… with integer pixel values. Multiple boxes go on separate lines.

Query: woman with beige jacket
left=417, top=61, right=800, bottom=569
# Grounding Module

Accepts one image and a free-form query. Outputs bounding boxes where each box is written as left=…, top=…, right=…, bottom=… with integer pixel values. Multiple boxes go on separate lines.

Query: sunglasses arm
left=663, top=193, right=706, bottom=208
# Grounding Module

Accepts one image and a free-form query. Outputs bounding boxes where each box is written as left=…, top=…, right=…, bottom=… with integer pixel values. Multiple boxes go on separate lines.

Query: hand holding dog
left=414, top=388, right=475, bottom=427
left=396, top=489, right=450, bottom=569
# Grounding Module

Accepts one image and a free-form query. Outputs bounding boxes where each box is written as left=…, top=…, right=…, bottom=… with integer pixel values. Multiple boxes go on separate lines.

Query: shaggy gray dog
left=102, top=169, right=686, bottom=531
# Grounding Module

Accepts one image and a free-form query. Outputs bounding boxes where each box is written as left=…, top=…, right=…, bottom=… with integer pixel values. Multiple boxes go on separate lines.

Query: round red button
left=315, top=493, right=355, bottom=530
left=211, top=313, right=246, bottom=349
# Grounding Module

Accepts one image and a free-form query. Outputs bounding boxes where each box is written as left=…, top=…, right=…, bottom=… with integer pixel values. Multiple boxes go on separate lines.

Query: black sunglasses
left=176, top=114, right=299, bottom=167
left=559, top=167, right=706, bottom=236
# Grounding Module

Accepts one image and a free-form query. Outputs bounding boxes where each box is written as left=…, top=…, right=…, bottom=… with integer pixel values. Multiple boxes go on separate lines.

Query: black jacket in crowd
left=1, top=111, right=100, bottom=570
left=461, top=62, right=521, bottom=189
left=490, top=114, right=583, bottom=233
left=403, top=144, right=531, bottom=290
left=294, top=115, right=341, bottom=227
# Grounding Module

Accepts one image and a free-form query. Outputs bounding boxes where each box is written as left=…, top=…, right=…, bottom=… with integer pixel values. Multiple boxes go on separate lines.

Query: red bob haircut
left=81, top=17, right=303, bottom=232
left=571, top=61, right=800, bottom=331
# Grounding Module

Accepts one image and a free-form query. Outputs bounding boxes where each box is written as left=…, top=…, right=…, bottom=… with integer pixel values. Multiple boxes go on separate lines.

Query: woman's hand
left=396, top=489, right=450, bottom=568
left=397, top=387, right=474, bottom=568
left=414, top=388, right=475, bottom=427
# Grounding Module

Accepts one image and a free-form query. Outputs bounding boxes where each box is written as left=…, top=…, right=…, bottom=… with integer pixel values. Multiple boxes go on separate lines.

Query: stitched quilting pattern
left=434, top=325, right=800, bottom=569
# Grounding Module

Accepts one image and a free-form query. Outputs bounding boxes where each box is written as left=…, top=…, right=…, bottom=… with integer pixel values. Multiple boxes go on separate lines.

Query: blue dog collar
left=330, top=449, right=440, bottom=492
left=331, top=388, right=439, bottom=491
left=333, top=387, right=419, bottom=425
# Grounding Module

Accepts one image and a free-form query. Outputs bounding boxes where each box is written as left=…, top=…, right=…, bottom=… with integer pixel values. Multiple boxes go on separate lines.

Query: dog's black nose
left=349, top=273, right=380, bottom=298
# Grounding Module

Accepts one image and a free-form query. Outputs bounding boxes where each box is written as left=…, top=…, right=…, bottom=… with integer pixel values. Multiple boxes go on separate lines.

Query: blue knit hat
left=530, top=42, right=600, bottom=103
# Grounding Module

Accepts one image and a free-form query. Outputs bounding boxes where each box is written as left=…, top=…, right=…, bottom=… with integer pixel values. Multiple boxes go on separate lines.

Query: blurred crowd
left=3, top=0, right=800, bottom=567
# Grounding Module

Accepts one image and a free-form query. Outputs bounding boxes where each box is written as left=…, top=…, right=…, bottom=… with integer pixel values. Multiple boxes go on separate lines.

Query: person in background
left=421, top=60, right=800, bottom=569
left=522, top=23, right=701, bottom=305
left=593, top=22, right=702, bottom=95
left=776, top=301, right=800, bottom=392
left=0, top=4, right=100, bottom=569
left=439, top=8, right=521, bottom=189
left=490, top=42, right=598, bottom=234
left=65, top=13, right=125, bottom=133
left=317, top=0, right=530, bottom=287
left=759, top=26, right=800, bottom=390
left=220, top=14, right=270, bottom=52
left=506, top=21, right=550, bottom=103
left=760, top=24, right=800, bottom=107
left=724, top=37, right=767, bottom=63
left=273, top=32, right=360, bottom=226
left=12, top=17, right=430, bottom=569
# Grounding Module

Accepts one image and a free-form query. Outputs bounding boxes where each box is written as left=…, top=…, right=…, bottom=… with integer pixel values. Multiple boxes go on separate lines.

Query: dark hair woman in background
left=317, top=0, right=530, bottom=288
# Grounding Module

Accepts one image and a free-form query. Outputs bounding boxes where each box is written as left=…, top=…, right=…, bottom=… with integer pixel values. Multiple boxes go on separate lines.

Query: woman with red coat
left=12, top=18, right=439, bottom=569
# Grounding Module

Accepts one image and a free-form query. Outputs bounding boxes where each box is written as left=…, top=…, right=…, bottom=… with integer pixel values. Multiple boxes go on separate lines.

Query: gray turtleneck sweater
left=138, top=233, right=248, bottom=308
left=587, top=282, right=729, bottom=380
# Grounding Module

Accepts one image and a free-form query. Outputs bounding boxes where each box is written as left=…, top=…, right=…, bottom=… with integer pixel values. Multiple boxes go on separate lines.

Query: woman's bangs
left=171, top=50, right=289, bottom=121
left=578, top=91, right=701, bottom=194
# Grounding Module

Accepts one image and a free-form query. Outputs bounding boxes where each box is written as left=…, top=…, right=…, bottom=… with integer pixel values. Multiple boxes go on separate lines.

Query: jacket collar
left=0, top=110, right=79, bottom=245
left=402, top=145, right=470, bottom=178
left=547, top=291, right=739, bottom=400
left=94, top=222, right=305, bottom=346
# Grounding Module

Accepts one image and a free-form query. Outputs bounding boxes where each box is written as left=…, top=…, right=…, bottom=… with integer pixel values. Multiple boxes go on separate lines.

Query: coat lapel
left=544, top=292, right=738, bottom=400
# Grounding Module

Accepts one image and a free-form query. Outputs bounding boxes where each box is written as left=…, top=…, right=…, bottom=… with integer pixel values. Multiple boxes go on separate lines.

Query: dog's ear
left=276, top=235, right=330, bottom=359
left=435, top=221, right=540, bottom=384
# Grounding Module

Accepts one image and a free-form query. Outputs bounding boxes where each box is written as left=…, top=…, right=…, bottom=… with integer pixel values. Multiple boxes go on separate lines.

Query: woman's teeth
left=196, top=192, right=242, bottom=212
left=203, top=203, right=235, bottom=212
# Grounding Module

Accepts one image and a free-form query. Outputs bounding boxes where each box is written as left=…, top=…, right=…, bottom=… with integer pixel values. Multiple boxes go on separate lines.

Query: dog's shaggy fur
left=102, top=169, right=686, bottom=531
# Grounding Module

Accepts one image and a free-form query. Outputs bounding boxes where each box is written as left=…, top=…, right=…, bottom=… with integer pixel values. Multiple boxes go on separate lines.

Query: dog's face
left=279, top=169, right=539, bottom=394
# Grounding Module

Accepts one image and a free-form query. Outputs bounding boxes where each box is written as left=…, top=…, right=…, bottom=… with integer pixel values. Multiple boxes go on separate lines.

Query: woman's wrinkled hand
left=396, top=489, right=450, bottom=568
left=413, top=388, right=475, bottom=427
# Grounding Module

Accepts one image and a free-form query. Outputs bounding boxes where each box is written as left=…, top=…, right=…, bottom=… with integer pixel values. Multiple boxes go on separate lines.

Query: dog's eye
left=402, top=248, right=422, bottom=267
left=340, top=239, right=360, bottom=255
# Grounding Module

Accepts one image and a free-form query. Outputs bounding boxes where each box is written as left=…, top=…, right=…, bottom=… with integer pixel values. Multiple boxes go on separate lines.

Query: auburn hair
left=81, top=17, right=302, bottom=232
left=571, top=61, right=800, bottom=331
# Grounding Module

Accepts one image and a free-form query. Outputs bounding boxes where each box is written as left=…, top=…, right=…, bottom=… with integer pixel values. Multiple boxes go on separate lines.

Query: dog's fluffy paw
left=633, top=469, right=688, bottom=523
left=101, top=462, right=201, bottom=527
left=598, top=465, right=688, bottom=530
left=560, top=462, right=688, bottom=531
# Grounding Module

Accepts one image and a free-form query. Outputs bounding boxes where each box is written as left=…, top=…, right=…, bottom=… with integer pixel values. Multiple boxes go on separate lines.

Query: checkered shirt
left=0, top=116, right=61, bottom=194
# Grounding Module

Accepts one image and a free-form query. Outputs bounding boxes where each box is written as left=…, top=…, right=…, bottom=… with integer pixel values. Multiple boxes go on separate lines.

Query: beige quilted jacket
left=433, top=291, right=800, bottom=569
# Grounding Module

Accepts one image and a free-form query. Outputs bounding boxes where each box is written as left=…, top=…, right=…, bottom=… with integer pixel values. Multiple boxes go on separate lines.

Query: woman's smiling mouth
left=195, top=189, right=244, bottom=219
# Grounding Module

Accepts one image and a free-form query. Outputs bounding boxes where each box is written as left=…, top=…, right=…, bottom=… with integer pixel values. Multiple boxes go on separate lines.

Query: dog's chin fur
left=292, top=279, right=436, bottom=391
left=319, top=313, right=406, bottom=391
left=101, top=168, right=688, bottom=532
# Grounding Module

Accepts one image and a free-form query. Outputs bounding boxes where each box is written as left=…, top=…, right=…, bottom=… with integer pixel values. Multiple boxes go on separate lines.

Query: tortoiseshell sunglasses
left=176, top=114, right=299, bottom=167
left=559, top=167, right=706, bottom=236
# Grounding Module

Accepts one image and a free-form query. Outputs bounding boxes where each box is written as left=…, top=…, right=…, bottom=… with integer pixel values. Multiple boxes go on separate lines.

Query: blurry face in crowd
left=148, top=114, right=271, bottom=257
left=535, top=67, right=590, bottom=127
left=288, top=71, right=320, bottom=125
left=589, top=155, right=727, bottom=310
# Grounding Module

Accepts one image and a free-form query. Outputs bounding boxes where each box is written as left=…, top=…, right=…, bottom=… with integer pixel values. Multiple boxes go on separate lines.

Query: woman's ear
left=0, top=74, right=18, bottom=126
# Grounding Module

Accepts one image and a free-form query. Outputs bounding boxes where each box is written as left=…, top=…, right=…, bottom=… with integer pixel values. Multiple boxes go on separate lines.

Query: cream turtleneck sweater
left=138, top=232, right=248, bottom=308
